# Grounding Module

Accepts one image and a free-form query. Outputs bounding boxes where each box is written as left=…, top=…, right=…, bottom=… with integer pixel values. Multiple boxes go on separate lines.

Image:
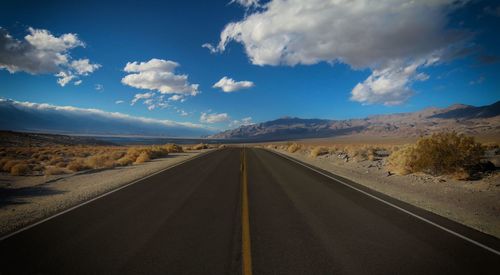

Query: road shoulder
left=0, top=149, right=214, bottom=237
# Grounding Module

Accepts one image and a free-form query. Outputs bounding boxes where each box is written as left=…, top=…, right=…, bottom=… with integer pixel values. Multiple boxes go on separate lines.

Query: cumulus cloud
left=229, top=0, right=260, bottom=8
left=130, top=92, right=168, bottom=111
left=74, top=80, right=82, bottom=86
left=213, top=76, right=254, bottom=92
left=122, top=58, right=199, bottom=96
left=115, top=100, right=124, bottom=104
left=200, top=112, right=230, bottom=123
left=0, top=98, right=213, bottom=137
left=70, top=59, right=101, bottom=75
left=0, top=27, right=100, bottom=86
left=229, top=117, right=253, bottom=128
left=168, top=94, right=184, bottom=101
left=206, top=0, right=469, bottom=105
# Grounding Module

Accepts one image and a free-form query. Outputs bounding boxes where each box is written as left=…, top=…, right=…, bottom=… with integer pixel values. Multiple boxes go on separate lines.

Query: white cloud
left=74, top=80, right=82, bottom=86
left=95, top=84, right=103, bottom=91
left=206, top=0, right=468, bottom=105
left=121, top=58, right=199, bottom=96
left=200, top=112, right=230, bottom=123
left=55, top=71, right=76, bottom=87
left=230, top=0, right=260, bottom=8
left=0, top=27, right=100, bottom=86
left=131, top=92, right=154, bottom=105
left=213, top=76, right=254, bottom=92
left=131, top=92, right=168, bottom=111
left=229, top=116, right=253, bottom=128
left=71, top=59, right=101, bottom=75
left=168, top=94, right=184, bottom=101
left=115, top=100, right=124, bottom=104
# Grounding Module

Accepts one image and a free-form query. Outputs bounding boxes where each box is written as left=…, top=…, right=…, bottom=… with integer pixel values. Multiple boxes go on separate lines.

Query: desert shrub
left=10, top=163, right=30, bottom=176
left=287, top=143, right=301, bottom=153
left=85, top=155, right=115, bottom=169
left=386, top=132, right=484, bottom=178
left=163, top=143, right=183, bottom=153
left=192, top=143, right=208, bottom=150
left=56, top=161, right=68, bottom=168
left=386, top=145, right=416, bottom=175
left=48, top=156, right=64, bottom=165
left=309, top=146, right=329, bottom=158
left=134, top=151, right=150, bottom=164
left=116, top=156, right=134, bottom=166
left=110, top=150, right=126, bottom=160
left=44, top=166, right=67, bottom=175
left=31, top=164, right=44, bottom=172
left=67, top=159, right=89, bottom=172
left=3, top=160, right=20, bottom=172
left=0, top=158, right=12, bottom=171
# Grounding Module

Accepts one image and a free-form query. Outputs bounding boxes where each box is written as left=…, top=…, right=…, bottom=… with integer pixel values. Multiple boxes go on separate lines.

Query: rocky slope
left=210, top=101, right=500, bottom=140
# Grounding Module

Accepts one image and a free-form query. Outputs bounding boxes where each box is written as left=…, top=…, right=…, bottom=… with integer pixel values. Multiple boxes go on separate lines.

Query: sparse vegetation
left=268, top=131, right=495, bottom=180
left=0, top=142, right=192, bottom=176
left=309, top=146, right=328, bottom=158
left=387, top=132, right=484, bottom=179
left=287, top=142, right=301, bottom=153
left=10, top=163, right=30, bottom=176
left=185, top=143, right=208, bottom=150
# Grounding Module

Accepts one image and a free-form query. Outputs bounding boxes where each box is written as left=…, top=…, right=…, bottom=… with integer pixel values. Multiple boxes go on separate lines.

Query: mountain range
left=210, top=101, right=500, bottom=140
left=0, top=98, right=212, bottom=137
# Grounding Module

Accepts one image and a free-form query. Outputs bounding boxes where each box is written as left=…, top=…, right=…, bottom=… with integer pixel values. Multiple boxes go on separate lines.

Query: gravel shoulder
left=0, top=149, right=212, bottom=237
left=270, top=148, right=500, bottom=239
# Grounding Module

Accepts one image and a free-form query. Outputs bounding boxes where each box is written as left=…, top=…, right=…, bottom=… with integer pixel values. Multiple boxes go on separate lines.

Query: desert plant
left=309, top=146, right=329, bottom=158
left=386, top=132, right=484, bottom=178
left=44, top=166, right=67, bottom=175
left=10, top=163, right=30, bottom=176
left=67, top=159, right=89, bottom=172
left=287, top=143, right=301, bottom=153
left=134, top=151, right=150, bottom=164
left=2, top=160, right=20, bottom=172
left=163, top=143, right=184, bottom=153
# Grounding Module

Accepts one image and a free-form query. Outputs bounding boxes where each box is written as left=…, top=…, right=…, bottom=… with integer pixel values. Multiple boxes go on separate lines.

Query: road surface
left=0, top=147, right=499, bottom=274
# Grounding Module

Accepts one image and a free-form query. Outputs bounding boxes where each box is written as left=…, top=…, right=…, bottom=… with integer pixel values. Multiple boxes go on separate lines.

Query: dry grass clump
left=287, top=143, right=301, bottom=153
left=387, top=132, right=484, bottom=179
left=134, top=151, right=151, bottom=164
left=10, top=163, right=30, bottom=176
left=309, top=146, right=329, bottom=158
left=67, top=159, right=89, bottom=172
left=186, top=143, right=208, bottom=150
left=163, top=143, right=184, bottom=153
left=1, top=143, right=184, bottom=176
left=85, top=155, right=116, bottom=169
left=44, top=166, right=67, bottom=175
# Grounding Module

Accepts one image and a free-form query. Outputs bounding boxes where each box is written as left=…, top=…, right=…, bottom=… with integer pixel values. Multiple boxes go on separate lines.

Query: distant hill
left=0, top=131, right=115, bottom=147
left=209, top=101, right=500, bottom=140
left=0, top=98, right=212, bottom=137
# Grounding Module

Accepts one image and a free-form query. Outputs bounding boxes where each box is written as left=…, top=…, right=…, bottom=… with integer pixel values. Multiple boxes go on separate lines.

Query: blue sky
left=1, top=0, right=499, bottom=132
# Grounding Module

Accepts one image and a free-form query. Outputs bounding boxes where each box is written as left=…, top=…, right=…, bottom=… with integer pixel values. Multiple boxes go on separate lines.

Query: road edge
left=0, top=148, right=220, bottom=242
left=265, top=148, right=500, bottom=256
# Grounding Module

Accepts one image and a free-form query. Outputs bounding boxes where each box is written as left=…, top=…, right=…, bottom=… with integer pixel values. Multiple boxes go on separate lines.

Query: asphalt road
left=1, top=147, right=499, bottom=274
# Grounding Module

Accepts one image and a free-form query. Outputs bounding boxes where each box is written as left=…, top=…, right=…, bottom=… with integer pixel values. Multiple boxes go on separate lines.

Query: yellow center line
left=241, top=148, right=253, bottom=275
